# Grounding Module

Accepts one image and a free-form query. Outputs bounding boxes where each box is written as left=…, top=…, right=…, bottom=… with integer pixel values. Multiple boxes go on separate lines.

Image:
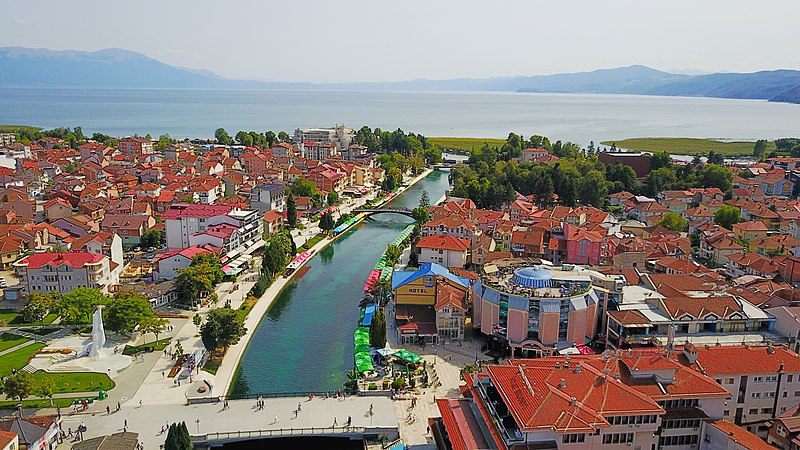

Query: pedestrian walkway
left=60, top=395, right=398, bottom=450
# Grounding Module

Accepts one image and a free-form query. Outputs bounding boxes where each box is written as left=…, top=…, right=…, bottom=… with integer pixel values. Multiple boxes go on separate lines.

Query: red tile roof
left=706, top=419, right=774, bottom=449
left=687, top=345, right=800, bottom=375
left=16, top=251, right=106, bottom=269
left=435, top=399, right=490, bottom=450
left=416, top=234, right=470, bottom=252
left=162, top=203, right=233, bottom=219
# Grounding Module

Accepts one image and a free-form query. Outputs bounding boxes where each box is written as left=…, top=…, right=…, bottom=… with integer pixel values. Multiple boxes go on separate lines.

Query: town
left=1, top=125, right=800, bottom=450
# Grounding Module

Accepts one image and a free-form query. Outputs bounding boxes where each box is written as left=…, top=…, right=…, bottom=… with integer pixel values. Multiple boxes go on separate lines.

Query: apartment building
left=14, top=251, right=116, bottom=294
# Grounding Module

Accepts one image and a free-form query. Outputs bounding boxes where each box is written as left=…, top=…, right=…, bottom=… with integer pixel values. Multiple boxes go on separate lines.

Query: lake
left=1, top=87, right=800, bottom=145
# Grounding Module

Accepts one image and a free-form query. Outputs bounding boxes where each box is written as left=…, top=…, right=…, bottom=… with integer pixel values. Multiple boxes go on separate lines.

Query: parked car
left=133, top=247, right=141, bottom=252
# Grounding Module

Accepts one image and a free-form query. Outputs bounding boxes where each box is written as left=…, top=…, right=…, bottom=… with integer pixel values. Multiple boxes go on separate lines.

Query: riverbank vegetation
left=449, top=132, right=742, bottom=210
left=600, top=137, right=775, bottom=156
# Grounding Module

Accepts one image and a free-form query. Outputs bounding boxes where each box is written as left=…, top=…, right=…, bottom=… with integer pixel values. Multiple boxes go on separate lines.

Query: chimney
left=559, top=378, right=567, bottom=389
left=574, top=364, right=582, bottom=374
left=569, top=397, right=577, bottom=406
left=780, top=362, right=785, bottom=373
left=555, top=362, right=561, bottom=369
left=613, top=373, right=621, bottom=381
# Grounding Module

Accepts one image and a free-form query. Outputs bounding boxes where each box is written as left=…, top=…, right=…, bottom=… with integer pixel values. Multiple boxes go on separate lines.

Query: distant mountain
left=645, top=70, right=800, bottom=102
left=0, top=47, right=310, bottom=89
left=1, top=47, right=799, bottom=104
left=513, top=65, right=690, bottom=94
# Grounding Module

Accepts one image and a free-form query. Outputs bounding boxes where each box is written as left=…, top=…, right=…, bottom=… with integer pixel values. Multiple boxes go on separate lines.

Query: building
left=682, top=344, right=800, bottom=437
left=99, top=214, right=155, bottom=245
left=0, top=133, right=15, bottom=146
left=44, top=197, right=73, bottom=221
left=0, top=430, right=17, bottom=450
left=154, top=245, right=220, bottom=280
left=415, top=234, right=470, bottom=268
left=472, top=257, right=623, bottom=351
left=0, top=416, right=61, bottom=450
left=72, top=431, right=140, bottom=450
left=293, top=126, right=354, bottom=153
left=391, top=263, right=472, bottom=343
left=703, top=419, right=774, bottom=450
left=262, top=210, right=284, bottom=237
left=249, top=182, right=286, bottom=213
left=597, top=152, right=652, bottom=178
left=119, top=281, right=178, bottom=308
left=14, top=251, right=116, bottom=294
left=767, top=403, right=800, bottom=449
left=436, top=351, right=731, bottom=450
left=118, top=137, right=154, bottom=155
left=303, top=141, right=338, bottom=160
left=163, top=204, right=250, bottom=249
left=70, top=232, right=124, bottom=278
left=605, top=286, right=776, bottom=350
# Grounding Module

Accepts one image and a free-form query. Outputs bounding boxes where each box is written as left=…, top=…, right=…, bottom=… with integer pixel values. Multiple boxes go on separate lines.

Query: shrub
left=391, top=378, right=406, bottom=390
left=368, top=383, right=378, bottom=390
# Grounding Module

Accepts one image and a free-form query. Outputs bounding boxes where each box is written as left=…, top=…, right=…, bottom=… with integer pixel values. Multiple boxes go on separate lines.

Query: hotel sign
left=395, top=284, right=434, bottom=305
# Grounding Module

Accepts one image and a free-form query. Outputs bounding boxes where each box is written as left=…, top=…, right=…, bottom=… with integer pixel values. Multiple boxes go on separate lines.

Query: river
left=230, top=170, right=452, bottom=395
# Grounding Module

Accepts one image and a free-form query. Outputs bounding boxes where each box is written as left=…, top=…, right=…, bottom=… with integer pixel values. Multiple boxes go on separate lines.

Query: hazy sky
left=2, top=0, right=799, bottom=83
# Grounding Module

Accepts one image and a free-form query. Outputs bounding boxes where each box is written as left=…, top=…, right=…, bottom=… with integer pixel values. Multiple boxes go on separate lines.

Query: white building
left=155, top=245, right=219, bottom=280
left=415, top=234, right=470, bottom=268
left=70, top=232, right=124, bottom=280
left=249, top=182, right=286, bottom=213
left=294, top=126, right=354, bottom=154
left=14, top=251, right=116, bottom=294
left=163, top=203, right=261, bottom=250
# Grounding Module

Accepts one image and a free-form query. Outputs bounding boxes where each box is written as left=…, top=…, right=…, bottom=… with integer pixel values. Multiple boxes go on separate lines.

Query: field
left=600, top=137, right=776, bottom=156
left=0, top=343, right=46, bottom=376
left=122, top=338, right=171, bottom=356
left=0, top=309, right=59, bottom=327
left=0, top=333, right=31, bottom=352
left=30, top=371, right=116, bottom=393
left=0, top=125, right=41, bottom=133
left=428, top=137, right=506, bottom=153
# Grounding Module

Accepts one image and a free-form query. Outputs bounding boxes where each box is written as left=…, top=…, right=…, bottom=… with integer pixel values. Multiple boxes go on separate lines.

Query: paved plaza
left=60, top=396, right=397, bottom=449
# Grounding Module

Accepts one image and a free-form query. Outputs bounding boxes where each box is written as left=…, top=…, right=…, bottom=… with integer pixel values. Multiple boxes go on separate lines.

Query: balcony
left=475, top=378, right=524, bottom=445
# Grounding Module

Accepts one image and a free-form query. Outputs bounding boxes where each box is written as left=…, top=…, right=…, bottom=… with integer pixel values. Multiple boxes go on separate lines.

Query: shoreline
left=216, top=167, right=434, bottom=396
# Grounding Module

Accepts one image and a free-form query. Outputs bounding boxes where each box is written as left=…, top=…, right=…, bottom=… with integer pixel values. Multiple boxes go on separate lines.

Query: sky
left=1, top=0, right=799, bottom=83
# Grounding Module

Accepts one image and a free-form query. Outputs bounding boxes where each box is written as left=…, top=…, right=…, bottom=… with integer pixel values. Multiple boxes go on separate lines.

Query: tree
left=140, top=315, right=169, bottom=344
left=385, top=244, right=403, bottom=264
left=286, top=193, right=298, bottom=229
left=1, top=371, right=34, bottom=404
left=706, top=150, right=724, bottom=165
left=36, top=377, right=56, bottom=407
left=105, top=291, right=154, bottom=333
left=193, top=314, right=202, bottom=332
left=214, top=128, right=233, bottom=146
left=21, top=292, right=56, bottom=327
left=697, top=164, right=733, bottom=192
left=578, top=170, right=609, bottom=207
left=291, top=179, right=319, bottom=197
left=714, top=205, right=741, bottom=229
left=650, top=152, right=672, bottom=171
left=59, top=288, right=109, bottom=324
left=369, top=309, right=387, bottom=348
left=408, top=248, right=419, bottom=266
left=644, top=167, right=677, bottom=197
left=753, top=139, right=768, bottom=160
left=141, top=229, right=164, bottom=248
left=327, top=190, right=339, bottom=206
left=277, top=131, right=290, bottom=143
left=419, top=191, right=431, bottom=210
left=164, top=421, right=192, bottom=450
left=200, top=308, right=247, bottom=354
left=262, top=234, right=291, bottom=276
left=319, top=211, right=335, bottom=234
left=656, top=212, right=687, bottom=232
left=411, top=207, right=430, bottom=224
left=176, top=264, right=218, bottom=306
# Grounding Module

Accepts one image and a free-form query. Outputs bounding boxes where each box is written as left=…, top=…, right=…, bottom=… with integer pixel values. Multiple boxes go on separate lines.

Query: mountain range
left=1, top=47, right=799, bottom=104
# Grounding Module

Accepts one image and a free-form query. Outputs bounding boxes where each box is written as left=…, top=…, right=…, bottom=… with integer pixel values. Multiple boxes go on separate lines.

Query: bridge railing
left=193, top=426, right=368, bottom=442
left=220, top=389, right=356, bottom=401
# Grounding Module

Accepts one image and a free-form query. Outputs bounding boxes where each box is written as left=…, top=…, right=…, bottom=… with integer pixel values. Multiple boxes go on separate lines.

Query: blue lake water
left=2, top=87, right=800, bottom=145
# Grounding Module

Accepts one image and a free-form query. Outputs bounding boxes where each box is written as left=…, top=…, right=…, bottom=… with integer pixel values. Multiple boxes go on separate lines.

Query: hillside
left=514, top=65, right=690, bottom=94
left=646, top=70, right=800, bottom=102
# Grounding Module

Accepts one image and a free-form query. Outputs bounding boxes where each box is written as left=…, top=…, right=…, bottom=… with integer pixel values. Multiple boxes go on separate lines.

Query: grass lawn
left=428, top=137, right=506, bottom=153
left=122, top=338, right=171, bottom=356
left=236, top=295, right=259, bottom=322
left=18, top=327, right=58, bottom=336
left=600, top=137, right=776, bottom=156
left=30, top=371, right=115, bottom=394
left=299, top=234, right=324, bottom=251
left=202, top=357, right=221, bottom=375
left=0, top=343, right=46, bottom=377
left=0, top=333, right=30, bottom=352
left=0, top=125, right=41, bottom=133
left=0, top=398, right=77, bottom=409
left=0, top=309, right=58, bottom=327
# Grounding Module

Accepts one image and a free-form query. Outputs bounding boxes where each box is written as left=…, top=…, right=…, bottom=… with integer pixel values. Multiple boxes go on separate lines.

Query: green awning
left=393, top=349, right=423, bottom=364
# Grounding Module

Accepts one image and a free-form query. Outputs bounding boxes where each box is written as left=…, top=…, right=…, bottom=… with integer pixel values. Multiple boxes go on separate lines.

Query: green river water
left=230, top=170, right=451, bottom=395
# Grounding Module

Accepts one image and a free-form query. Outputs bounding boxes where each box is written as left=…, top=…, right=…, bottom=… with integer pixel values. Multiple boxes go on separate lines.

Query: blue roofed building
left=391, top=263, right=472, bottom=344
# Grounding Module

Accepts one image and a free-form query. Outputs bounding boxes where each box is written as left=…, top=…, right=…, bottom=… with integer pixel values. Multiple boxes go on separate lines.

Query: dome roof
left=513, top=266, right=553, bottom=288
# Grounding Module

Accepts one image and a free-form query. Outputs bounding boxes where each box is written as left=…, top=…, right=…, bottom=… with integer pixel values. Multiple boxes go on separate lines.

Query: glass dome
left=512, top=266, right=553, bottom=288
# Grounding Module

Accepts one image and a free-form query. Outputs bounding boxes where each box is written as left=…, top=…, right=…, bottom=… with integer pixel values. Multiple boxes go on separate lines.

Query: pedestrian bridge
left=352, top=207, right=415, bottom=219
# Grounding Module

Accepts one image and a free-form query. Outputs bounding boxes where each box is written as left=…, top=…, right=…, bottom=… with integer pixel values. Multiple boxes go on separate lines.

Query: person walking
left=273, top=414, right=278, bottom=424
left=333, top=417, right=338, bottom=427
left=106, top=405, right=110, bottom=415
left=124, top=419, right=128, bottom=430
left=297, top=402, right=301, bottom=412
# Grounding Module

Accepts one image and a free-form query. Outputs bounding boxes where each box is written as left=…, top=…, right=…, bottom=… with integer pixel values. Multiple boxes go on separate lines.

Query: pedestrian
left=124, top=419, right=128, bottom=428
left=369, top=403, right=374, bottom=416
left=297, top=402, right=301, bottom=412
left=117, top=402, right=121, bottom=412
left=273, top=414, right=278, bottom=424
left=162, top=371, right=165, bottom=378
left=106, top=405, right=110, bottom=415
left=333, top=417, right=338, bottom=427
left=139, top=399, right=143, bottom=408
left=161, top=425, right=165, bottom=434
left=294, top=409, right=298, bottom=418
left=347, top=416, right=352, bottom=427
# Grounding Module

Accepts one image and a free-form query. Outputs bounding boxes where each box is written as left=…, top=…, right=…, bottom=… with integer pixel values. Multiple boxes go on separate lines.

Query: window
left=754, top=376, right=763, bottom=382
left=762, top=408, right=773, bottom=414
left=562, top=434, right=585, bottom=444
left=723, top=410, right=730, bottom=416
left=789, top=374, right=795, bottom=383
left=602, top=433, right=633, bottom=445
left=767, top=375, right=778, bottom=382
left=748, top=408, right=759, bottom=414
left=752, top=393, right=762, bottom=399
